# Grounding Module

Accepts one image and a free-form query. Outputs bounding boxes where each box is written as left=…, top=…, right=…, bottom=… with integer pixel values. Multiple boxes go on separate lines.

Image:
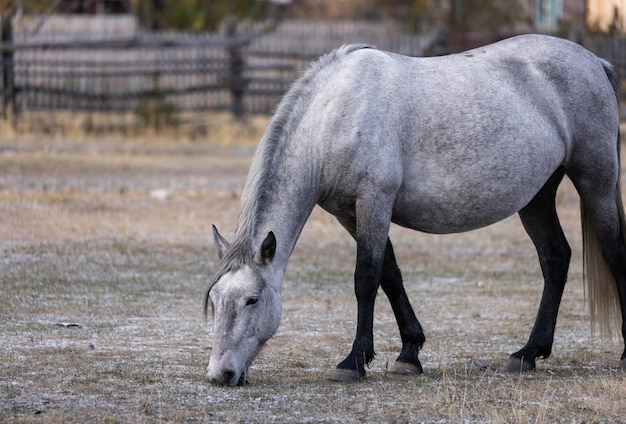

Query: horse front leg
left=380, top=238, right=425, bottom=375
left=330, top=249, right=381, bottom=382
left=329, top=196, right=393, bottom=382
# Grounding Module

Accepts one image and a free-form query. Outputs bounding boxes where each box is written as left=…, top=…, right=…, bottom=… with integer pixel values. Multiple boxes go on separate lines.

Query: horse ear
left=212, top=225, right=230, bottom=260
left=255, top=231, right=276, bottom=265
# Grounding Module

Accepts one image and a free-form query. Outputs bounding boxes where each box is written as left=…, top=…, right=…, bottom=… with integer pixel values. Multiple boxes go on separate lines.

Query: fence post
left=226, top=17, right=245, bottom=117
left=1, top=14, right=15, bottom=121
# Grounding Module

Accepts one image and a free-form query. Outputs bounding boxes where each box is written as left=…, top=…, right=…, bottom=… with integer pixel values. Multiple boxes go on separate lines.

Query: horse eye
left=246, top=297, right=258, bottom=306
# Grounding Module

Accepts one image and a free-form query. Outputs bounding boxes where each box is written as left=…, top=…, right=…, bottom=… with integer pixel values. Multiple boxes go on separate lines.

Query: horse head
left=205, top=226, right=282, bottom=386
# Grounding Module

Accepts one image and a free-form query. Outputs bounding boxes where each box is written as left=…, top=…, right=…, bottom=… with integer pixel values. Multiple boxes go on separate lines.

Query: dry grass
left=1, top=119, right=626, bottom=423
left=0, top=110, right=268, bottom=146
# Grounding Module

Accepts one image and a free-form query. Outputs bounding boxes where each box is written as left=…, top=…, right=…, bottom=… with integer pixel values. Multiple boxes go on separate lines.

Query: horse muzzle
left=206, top=363, right=247, bottom=386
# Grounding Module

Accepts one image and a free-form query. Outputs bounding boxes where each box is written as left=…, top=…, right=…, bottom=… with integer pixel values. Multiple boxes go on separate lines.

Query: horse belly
left=390, top=86, right=568, bottom=234
left=391, top=192, right=520, bottom=234
left=391, top=154, right=561, bottom=234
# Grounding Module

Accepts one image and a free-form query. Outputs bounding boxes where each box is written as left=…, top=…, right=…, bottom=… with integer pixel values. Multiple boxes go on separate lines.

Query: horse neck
left=235, top=140, right=318, bottom=276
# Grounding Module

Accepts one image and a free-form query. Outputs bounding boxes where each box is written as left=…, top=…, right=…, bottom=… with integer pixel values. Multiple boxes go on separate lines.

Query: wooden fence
left=0, top=15, right=436, bottom=121
left=0, top=14, right=625, bottom=123
left=0, top=15, right=249, bottom=119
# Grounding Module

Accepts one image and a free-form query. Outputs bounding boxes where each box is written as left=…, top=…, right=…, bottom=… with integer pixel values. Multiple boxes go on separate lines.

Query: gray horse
left=205, top=34, right=626, bottom=386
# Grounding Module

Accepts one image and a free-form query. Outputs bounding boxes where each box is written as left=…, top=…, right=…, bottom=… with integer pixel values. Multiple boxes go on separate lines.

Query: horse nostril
left=223, top=369, right=236, bottom=385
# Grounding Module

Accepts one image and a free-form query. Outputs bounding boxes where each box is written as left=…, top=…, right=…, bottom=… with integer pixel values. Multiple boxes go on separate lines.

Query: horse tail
left=581, top=58, right=623, bottom=340
left=599, top=58, right=621, bottom=99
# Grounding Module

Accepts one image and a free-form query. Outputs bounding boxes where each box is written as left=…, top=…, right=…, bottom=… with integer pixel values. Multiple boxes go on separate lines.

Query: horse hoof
left=329, top=368, right=362, bottom=383
left=501, top=357, right=534, bottom=373
left=618, top=358, right=626, bottom=372
left=388, top=361, right=423, bottom=375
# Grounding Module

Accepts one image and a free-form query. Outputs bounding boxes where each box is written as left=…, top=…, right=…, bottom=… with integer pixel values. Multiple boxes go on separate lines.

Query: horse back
left=298, top=36, right=619, bottom=233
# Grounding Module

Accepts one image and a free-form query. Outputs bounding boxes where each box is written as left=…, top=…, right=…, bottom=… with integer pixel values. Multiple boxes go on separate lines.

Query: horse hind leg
left=503, top=169, right=572, bottom=372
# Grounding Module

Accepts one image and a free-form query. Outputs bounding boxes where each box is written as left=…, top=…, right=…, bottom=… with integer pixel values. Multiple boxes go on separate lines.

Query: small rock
left=469, top=358, right=496, bottom=372
left=150, top=188, right=170, bottom=201
left=55, top=322, right=84, bottom=328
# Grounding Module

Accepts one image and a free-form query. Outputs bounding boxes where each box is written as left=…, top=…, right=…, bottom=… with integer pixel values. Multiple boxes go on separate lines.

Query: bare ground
left=1, top=124, right=625, bottom=423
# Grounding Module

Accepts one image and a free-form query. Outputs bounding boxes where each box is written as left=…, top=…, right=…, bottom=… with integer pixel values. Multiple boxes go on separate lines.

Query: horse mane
left=204, top=44, right=373, bottom=316
left=235, top=43, right=374, bottom=246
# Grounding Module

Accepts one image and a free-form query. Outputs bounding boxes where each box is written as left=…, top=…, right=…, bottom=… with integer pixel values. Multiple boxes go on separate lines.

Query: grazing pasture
left=1, top=121, right=625, bottom=422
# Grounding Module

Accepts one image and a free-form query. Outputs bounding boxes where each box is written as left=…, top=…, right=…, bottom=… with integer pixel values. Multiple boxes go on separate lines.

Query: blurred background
left=0, top=0, right=624, bottom=137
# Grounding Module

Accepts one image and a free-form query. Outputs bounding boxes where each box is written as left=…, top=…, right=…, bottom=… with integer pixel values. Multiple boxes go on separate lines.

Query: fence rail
left=0, top=15, right=440, bottom=122
left=0, top=14, right=625, bottom=124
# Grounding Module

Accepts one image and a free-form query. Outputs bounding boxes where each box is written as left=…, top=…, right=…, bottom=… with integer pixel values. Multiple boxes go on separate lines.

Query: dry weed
left=0, top=110, right=268, bottom=145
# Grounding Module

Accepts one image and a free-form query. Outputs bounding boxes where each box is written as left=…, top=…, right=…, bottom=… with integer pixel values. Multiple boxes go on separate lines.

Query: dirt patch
left=1, top=130, right=625, bottom=423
